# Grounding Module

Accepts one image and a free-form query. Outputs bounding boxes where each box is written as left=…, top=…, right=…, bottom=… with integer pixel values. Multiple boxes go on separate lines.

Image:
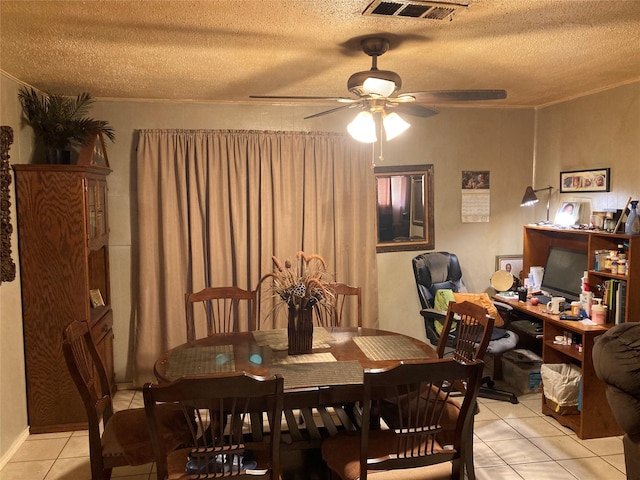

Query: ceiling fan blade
left=404, top=90, right=507, bottom=103
left=388, top=103, right=439, bottom=118
left=250, top=95, right=358, bottom=103
left=304, top=103, right=362, bottom=119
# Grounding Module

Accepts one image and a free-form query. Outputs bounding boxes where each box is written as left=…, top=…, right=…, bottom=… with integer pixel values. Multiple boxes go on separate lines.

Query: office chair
left=412, top=252, right=519, bottom=403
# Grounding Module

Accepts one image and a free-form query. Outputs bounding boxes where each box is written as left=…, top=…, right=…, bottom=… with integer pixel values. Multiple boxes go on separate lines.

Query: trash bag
left=541, top=363, right=582, bottom=415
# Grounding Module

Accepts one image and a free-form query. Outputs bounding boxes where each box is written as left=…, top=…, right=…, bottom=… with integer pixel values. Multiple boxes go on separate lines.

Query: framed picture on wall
left=560, top=168, right=610, bottom=193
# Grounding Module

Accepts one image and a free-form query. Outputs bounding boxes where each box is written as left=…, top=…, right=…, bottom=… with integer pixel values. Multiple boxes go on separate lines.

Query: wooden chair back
left=322, top=358, right=483, bottom=480
left=143, top=372, right=284, bottom=479
left=62, top=320, right=118, bottom=479
left=185, top=286, right=256, bottom=341
left=317, top=282, right=363, bottom=327
left=436, top=300, right=494, bottom=362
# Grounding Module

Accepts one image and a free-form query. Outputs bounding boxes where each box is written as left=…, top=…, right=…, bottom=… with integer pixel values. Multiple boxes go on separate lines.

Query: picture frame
left=560, top=168, right=610, bottom=193
left=554, top=201, right=581, bottom=226
left=495, top=255, right=523, bottom=280
left=89, top=289, right=105, bottom=308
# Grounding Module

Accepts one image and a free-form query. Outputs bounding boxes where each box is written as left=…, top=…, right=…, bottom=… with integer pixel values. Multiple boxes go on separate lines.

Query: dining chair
left=317, top=282, right=363, bottom=327
left=143, top=371, right=284, bottom=480
left=436, top=300, right=494, bottom=363
left=62, top=320, right=193, bottom=480
left=185, top=286, right=257, bottom=341
left=321, top=358, right=484, bottom=480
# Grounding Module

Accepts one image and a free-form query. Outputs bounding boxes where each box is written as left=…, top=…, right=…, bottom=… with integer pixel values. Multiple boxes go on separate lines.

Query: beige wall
left=2, top=70, right=639, bottom=461
left=535, top=82, right=640, bottom=214
left=0, top=74, right=30, bottom=464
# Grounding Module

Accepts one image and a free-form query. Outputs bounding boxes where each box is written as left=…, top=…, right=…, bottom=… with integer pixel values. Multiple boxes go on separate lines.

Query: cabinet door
left=86, top=178, right=108, bottom=246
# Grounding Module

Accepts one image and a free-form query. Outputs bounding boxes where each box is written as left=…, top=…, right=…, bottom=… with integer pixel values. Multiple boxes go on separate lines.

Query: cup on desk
left=570, top=301, right=581, bottom=316
left=546, top=297, right=566, bottom=314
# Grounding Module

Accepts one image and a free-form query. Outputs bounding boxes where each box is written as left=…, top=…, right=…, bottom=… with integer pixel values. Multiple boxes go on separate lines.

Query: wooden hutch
left=13, top=164, right=114, bottom=433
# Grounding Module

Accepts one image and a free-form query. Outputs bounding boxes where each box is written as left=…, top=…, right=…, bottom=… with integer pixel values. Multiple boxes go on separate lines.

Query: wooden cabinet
left=13, top=164, right=114, bottom=433
left=522, top=225, right=637, bottom=439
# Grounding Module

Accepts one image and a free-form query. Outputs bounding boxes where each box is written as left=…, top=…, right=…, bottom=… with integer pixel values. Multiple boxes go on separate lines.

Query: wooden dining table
left=154, top=326, right=438, bottom=450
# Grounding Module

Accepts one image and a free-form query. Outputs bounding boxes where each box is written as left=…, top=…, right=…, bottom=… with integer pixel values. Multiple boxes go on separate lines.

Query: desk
left=497, top=297, right=622, bottom=439
left=155, top=327, right=437, bottom=448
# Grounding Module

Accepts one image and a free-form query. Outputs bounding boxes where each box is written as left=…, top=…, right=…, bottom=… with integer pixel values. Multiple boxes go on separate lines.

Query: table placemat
left=252, top=327, right=334, bottom=351
left=271, top=352, right=336, bottom=365
left=352, top=335, right=430, bottom=361
left=270, top=360, right=363, bottom=389
left=166, top=345, right=235, bottom=377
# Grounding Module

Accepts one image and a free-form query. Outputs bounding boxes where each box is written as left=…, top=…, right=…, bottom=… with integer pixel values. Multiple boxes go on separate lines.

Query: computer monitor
left=540, top=247, right=588, bottom=303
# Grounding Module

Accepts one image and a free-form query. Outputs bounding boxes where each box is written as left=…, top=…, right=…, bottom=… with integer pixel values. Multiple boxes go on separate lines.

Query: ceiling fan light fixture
left=363, top=77, right=397, bottom=97
left=348, top=69, right=401, bottom=97
left=383, top=112, right=411, bottom=140
left=347, top=111, right=377, bottom=143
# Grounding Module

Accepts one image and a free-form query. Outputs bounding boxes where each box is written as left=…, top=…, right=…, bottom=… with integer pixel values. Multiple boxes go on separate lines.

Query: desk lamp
left=521, top=186, right=553, bottom=222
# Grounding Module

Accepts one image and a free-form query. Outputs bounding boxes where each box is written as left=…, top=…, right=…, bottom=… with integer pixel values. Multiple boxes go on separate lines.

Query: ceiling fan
left=250, top=37, right=507, bottom=142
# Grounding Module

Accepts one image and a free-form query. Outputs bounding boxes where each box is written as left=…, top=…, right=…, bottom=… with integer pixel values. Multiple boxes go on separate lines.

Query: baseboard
left=0, top=427, right=29, bottom=470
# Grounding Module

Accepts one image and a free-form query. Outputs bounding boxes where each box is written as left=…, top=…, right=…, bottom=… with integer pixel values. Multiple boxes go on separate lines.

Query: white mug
left=547, top=296, right=566, bottom=314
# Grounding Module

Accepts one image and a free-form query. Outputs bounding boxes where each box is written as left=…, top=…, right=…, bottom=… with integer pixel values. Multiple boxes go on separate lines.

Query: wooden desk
left=155, top=327, right=438, bottom=448
left=497, top=297, right=622, bottom=439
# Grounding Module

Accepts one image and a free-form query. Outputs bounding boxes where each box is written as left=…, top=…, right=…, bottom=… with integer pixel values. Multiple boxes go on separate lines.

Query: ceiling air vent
left=363, top=0, right=468, bottom=20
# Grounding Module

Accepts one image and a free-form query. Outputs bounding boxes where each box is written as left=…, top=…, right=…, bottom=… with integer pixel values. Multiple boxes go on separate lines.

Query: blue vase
left=625, top=200, right=640, bottom=235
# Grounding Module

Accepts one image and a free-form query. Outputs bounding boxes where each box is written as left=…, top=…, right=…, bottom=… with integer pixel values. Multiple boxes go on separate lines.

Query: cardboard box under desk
left=502, top=349, right=543, bottom=394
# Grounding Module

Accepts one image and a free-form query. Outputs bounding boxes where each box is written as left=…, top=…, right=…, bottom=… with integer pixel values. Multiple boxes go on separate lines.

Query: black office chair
left=412, top=252, right=519, bottom=403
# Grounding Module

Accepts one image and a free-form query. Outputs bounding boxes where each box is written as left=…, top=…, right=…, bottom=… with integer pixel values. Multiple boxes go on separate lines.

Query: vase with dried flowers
left=260, top=252, right=333, bottom=354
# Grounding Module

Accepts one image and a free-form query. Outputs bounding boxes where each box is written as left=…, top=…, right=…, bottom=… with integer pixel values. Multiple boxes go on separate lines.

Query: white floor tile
left=602, top=453, right=626, bottom=475
left=0, top=460, right=54, bottom=480
left=472, top=441, right=507, bottom=468
left=58, top=436, right=89, bottom=458
left=43, top=457, right=91, bottom=480
left=485, top=438, right=552, bottom=465
left=11, top=438, right=69, bottom=462
left=511, top=460, right=577, bottom=479
left=475, top=464, right=524, bottom=480
left=484, top=401, right=540, bottom=419
left=504, top=416, right=569, bottom=438
left=529, top=435, right=595, bottom=460
left=574, top=435, right=625, bottom=456
left=558, top=456, right=627, bottom=480
left=474, top=419, right=524, bottom=442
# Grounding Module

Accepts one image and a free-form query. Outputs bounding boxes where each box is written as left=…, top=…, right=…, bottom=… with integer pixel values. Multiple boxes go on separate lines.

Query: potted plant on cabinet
left=18, top=87, right=115, bottom=164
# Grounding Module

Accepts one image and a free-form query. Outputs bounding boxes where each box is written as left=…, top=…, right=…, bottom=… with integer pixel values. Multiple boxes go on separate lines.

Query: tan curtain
left=134, top=129, right=378, bottom=385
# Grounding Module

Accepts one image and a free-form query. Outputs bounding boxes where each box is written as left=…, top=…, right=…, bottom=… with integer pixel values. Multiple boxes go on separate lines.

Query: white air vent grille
left=363, top=0, right=468, bottom=20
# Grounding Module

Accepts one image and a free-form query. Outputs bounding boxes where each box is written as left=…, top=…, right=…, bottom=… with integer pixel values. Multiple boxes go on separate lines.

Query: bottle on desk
left=580, top=285, right=593, bottom=318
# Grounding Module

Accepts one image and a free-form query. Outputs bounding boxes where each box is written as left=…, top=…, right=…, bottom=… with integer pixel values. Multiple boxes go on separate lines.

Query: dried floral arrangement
left=260, top=252, right=334, bottom=313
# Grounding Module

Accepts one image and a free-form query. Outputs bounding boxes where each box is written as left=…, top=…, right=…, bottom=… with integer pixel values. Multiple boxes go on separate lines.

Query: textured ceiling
left=1, top=0, right=640, bottom=108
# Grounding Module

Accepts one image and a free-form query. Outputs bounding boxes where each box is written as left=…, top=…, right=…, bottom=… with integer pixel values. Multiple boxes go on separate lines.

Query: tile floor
left=0, top=388, right=626, bottom=480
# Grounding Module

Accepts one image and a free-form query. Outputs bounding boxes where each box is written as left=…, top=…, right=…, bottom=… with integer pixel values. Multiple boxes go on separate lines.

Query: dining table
left=154, top=326, right=438, bottom=450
